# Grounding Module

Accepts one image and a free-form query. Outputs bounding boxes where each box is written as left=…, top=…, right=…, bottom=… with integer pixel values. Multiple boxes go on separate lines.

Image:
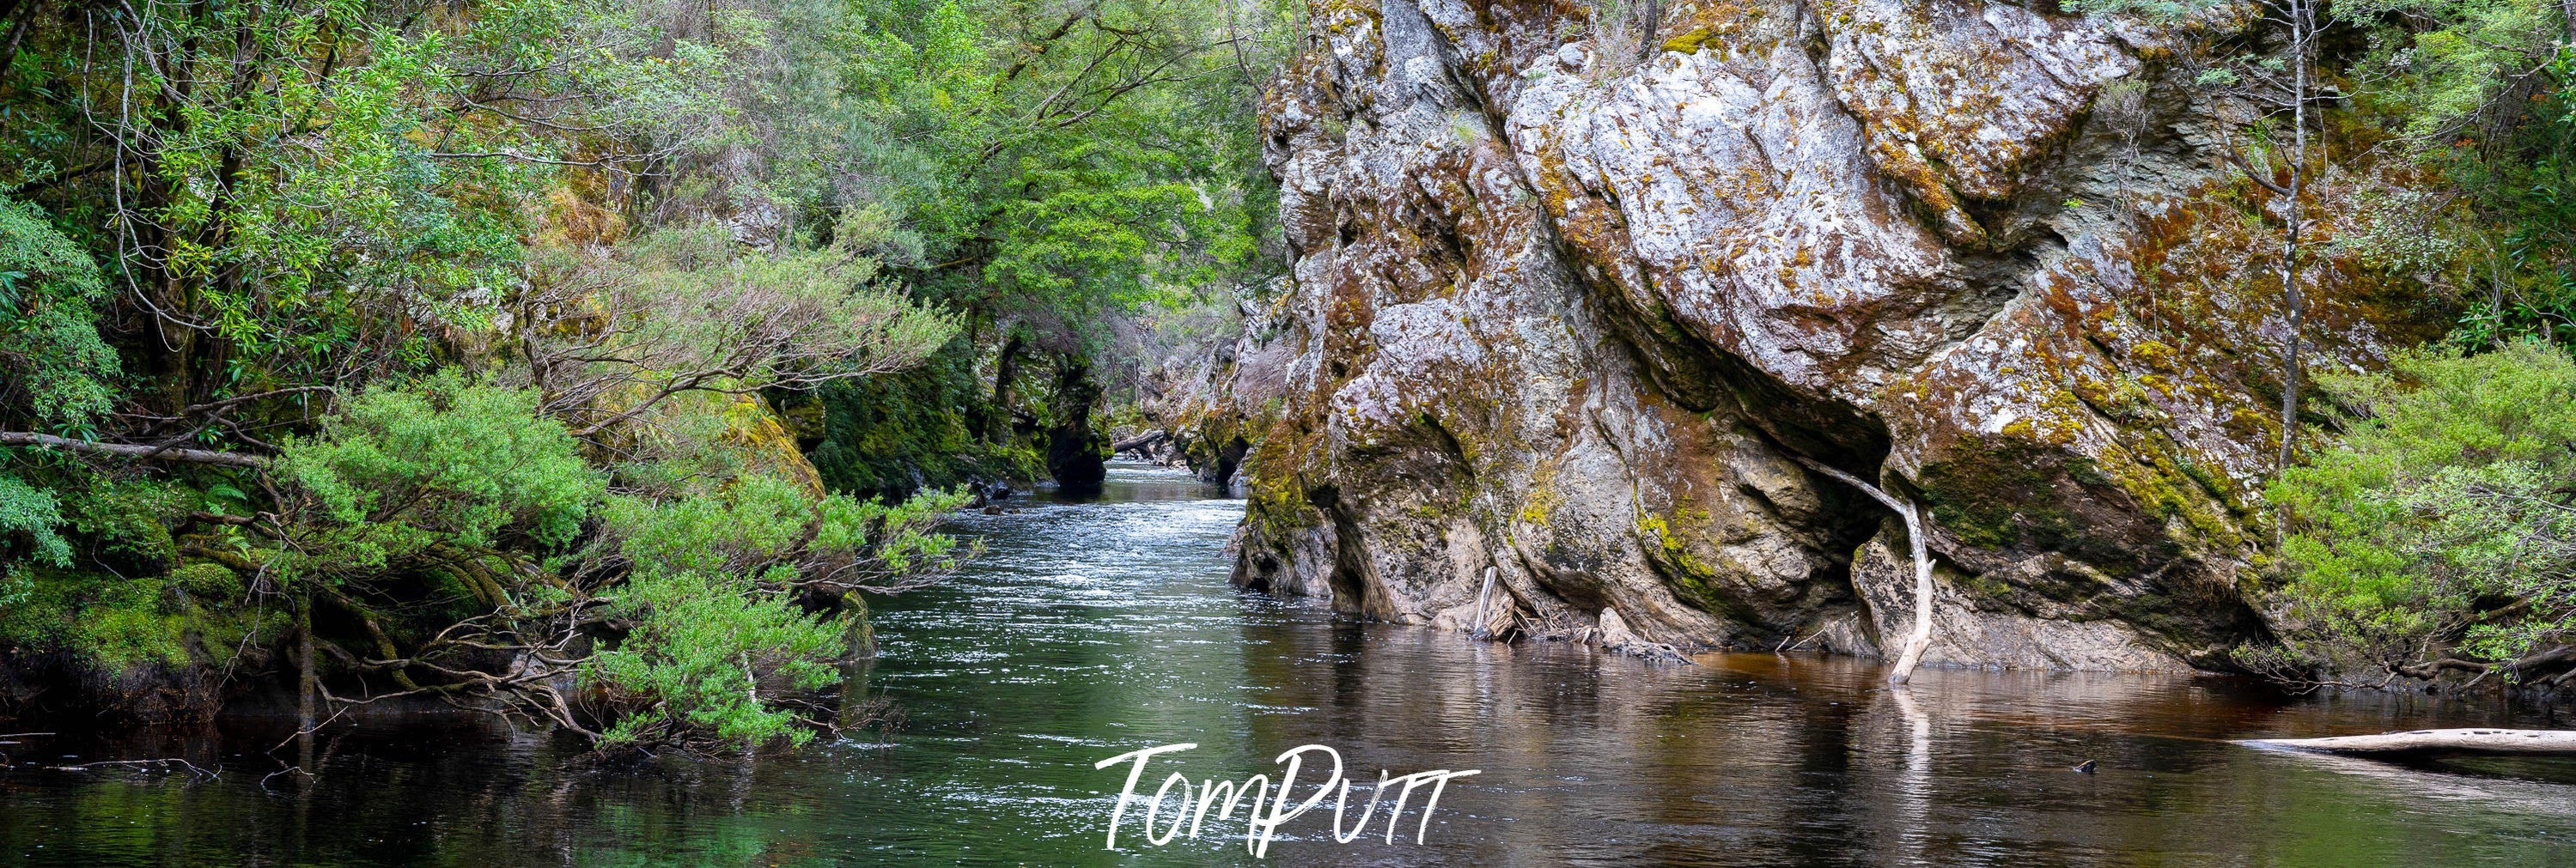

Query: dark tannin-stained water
left=6, top=464, right=2575, bottom=865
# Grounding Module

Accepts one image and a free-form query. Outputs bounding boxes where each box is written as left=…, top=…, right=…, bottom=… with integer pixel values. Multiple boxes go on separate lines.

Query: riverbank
left=8, top=465, right=2573, bottom=865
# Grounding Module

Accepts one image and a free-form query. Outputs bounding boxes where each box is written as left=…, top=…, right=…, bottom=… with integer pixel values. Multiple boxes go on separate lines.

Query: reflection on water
left=6, top=463, right=2576, bottom=865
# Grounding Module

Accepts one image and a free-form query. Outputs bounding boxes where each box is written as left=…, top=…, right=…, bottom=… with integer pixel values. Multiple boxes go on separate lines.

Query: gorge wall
left=1175, top=0, right=2454, bottom=671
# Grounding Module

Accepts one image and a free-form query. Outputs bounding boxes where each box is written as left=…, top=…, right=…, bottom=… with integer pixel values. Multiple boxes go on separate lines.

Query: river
left=5, top=463, right=2575, bottom=865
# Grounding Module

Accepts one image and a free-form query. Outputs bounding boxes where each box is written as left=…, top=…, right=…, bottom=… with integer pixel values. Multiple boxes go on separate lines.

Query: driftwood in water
left=2243, top=728, right=2576, bottom=756
left=1111, top=430, right=1169, bottom=454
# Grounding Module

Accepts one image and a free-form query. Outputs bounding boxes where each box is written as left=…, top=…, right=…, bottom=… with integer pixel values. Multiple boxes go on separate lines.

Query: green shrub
left=0, top=475, right=264, bottom=677
left=2271, top=338, right=2576, bottom=669
left=67, top=479, right=191, bottom=577
left=606, top=475, right=819, bottom=576
left=807, top=341, right=1051, bottom=498
left=606, top=474, right=971, bottom=582
left=0, top=473, right=71, bottom=568
left=582, top=477, right=972, bottom=750
left=587, top=566, right=846, bottom=749
left=279, top=372, right=606, bottom=572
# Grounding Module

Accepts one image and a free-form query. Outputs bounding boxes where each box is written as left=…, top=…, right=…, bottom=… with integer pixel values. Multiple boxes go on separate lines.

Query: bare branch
left=1, top=431, right=270, bottom=467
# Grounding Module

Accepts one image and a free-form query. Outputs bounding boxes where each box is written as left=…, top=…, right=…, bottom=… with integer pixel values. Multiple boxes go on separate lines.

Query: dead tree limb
left=38, top=758, right=222, bottom=779
left=1790, top=456, right=1937, bottom=685
left=1111, top=430, right=1168, bottom=453
left=2242, top=728, right=2576, bottom=756
left=1, top=432, right=270, bottom=467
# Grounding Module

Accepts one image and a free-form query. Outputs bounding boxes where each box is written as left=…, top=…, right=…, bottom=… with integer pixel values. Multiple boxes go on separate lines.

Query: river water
left=6, top=463, right=2576, bottom=865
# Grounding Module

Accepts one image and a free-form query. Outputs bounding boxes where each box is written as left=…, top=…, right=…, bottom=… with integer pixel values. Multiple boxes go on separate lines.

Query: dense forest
left=0, top=0, right=1287, bottom=751
left=2192, top=0, right=2576, bottom=688
left=0, top=0, right=2573, bottom=756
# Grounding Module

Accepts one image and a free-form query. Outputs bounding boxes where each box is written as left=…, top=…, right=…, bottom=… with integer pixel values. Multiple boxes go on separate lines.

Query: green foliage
left=825, top=0, right=1284, bottom=331
left=2335, top=0, right=2575, bottom=347
left=0, top=566, right=282, bottom=670
left=281, top=373, right=605, bottom=560
left=245, top=374, right=976, bottom=750
left=585, top=476, right=974, bottom=749
left=0, top=197, right=118, bottom=428
left=2445, top=48, right=2576, bottom=348
left=2271, top=340, right=2576, bottom=667
left=0, top=0, right=1238, bottom=743
left=0, top=474, right=71, bottom=569
left=0, top=471, right=265, bottom=671
left=0, top=0, right=744, bottom=394
left=806, top=342, right=1045, bottom=495
left=2061, top=0, right=2221, bottom=21
left=978, top=146, right=1262, bottom=317
left=772, top=0, right=1292, bottom=492
left=829, top=485, right=977, bottom=577
left=588, top=565, right=847, bottom=748
left=65, top=479, right=193, bottom=577
left=592, top=223, right=965, bottom=392
left=2342, top=0, right=2565, bottom=137
left=606, top=475, right=829, bottom=575
left=0, top=0, right=1007, bottom=745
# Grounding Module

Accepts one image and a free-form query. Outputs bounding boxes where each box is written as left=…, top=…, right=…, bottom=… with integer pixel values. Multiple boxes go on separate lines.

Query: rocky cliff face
left=1191, top=0, right=2448, bottom=671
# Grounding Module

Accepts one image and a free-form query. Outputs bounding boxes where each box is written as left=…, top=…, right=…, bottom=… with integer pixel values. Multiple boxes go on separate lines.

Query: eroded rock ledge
left=1179, top=0, right=2447, bottom=671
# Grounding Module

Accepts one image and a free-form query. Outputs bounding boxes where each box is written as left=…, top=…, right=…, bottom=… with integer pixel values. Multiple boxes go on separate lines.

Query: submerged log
left=2242, top=728, right=2576, bottom=756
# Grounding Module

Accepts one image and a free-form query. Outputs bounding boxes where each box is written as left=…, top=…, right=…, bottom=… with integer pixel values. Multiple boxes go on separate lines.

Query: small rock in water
left=982, top=506, right=1005, bottom=515
left=2073, top=760, right=2097, bottom=774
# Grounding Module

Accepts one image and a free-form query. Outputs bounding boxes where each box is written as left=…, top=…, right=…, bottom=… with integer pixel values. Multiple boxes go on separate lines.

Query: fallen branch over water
left=1111, top=430, right=1169, bottom=453
left=2241, top=728, right=2576, bottom=756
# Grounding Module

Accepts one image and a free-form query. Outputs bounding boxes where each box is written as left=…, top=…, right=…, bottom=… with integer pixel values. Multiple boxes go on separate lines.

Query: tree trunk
left=1044, top=355, right=1106, bottom=487
left=839, top=592, right=875, bottom=664
left=2229, top=0, right=2323, bottom=542
left=1471, top=566, right=1499, bottom=639
left=1790, top=457, right=1937, bottom=684
left=0, top=0, right=35, bottom=86
left=1886, top=500, right=1936, bottom=684
left=2274, top=0, right=2313, bottom=507
left=1636, top=0, right=1663, bottom=59
left=991, top=333, right=1025, bottom=440
left=296, top=592, right=317, bottom=733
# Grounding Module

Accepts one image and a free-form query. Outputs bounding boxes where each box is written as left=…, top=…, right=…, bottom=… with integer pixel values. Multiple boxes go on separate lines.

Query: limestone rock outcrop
left=1200, top=0, right=2446, bottom=671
